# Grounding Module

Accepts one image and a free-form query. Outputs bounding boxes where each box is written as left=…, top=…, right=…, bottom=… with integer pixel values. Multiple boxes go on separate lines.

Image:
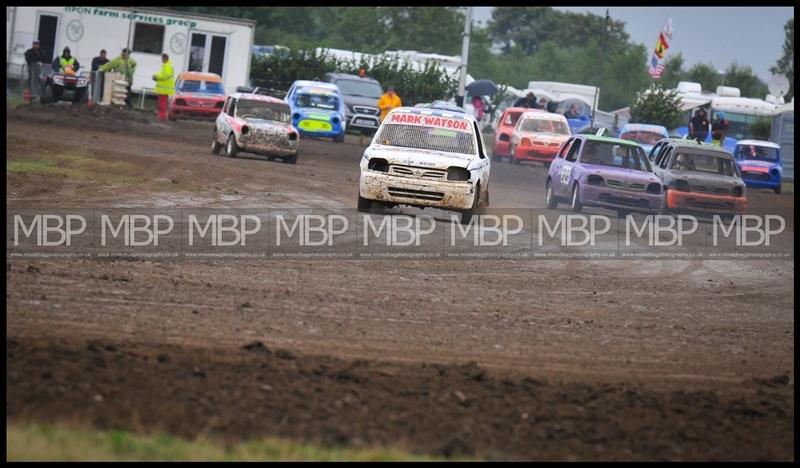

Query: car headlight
left=52, top=75, right=64, bottom=85
left=646, top=182, right=662, bottom=194
left=368, top=158, right=389, bottom=172
left=587, top=174, right=604, bottom=186
left=331, top=117, right=340, bottom=125
left=731, top=185, right=745, bottom=197
left=447, top=167, right=470, bottom=181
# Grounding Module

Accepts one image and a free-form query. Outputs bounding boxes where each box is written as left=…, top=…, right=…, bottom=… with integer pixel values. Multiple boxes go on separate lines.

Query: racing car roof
left=177, top=72, right=222, bottom=83
left=580, top=134, right=641, bottom=147
left=293, top=80, right=341, bottom=94
left=619, top=123, right=668, bottom=133
left=387, top=106, right=478, bottom=123
left=736, top=139, right=780, bottom=149
left=229, top=93, right=288, bottom=106
left=668, top=139, right=733, bottom=156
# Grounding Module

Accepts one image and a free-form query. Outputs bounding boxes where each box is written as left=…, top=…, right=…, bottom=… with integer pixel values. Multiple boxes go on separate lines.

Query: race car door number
left=560, top=166, right=572, bottom=185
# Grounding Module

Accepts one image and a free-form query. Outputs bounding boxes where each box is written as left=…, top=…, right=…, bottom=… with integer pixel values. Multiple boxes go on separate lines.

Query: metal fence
left=6, top=62, right=102, bottom=104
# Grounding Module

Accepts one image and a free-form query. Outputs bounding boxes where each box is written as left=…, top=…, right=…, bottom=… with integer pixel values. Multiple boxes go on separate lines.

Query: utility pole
left=456, top=6, right=472, bottom=108
left=592, top=9, right=610, bottom=128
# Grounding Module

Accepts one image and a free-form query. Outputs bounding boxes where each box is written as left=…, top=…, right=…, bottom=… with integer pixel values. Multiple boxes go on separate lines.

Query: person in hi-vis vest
left=51, top=47, right=80, bottom=75
left=152, top=53, right=175, bottom=121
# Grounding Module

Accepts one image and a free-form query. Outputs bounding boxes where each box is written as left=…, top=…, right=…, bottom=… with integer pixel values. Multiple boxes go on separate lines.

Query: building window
left=132, top=23, right=164, bottom=54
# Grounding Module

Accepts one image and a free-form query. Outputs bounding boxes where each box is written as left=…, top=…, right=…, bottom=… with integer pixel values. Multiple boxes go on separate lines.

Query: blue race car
left=734, top=139, right=783, bottom=194
left=617, top=123, right=669, bottom=155
left=285, top=80, right=347, bottom=143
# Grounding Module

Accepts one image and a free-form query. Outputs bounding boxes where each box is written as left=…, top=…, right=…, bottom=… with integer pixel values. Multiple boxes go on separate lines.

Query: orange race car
left=509, top=110, right=572, bottom=166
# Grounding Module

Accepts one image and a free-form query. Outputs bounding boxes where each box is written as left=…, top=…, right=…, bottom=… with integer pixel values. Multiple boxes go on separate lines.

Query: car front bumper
left=514, top=144, right=561, bottom=162
left=580, top=184, right=663, bottom=213
left=347, top=113, right=381, bottom=132
left=359, top=171, right=476, bottom=210
left=741, top=175, right=781, bottom=190
left=666, top=190, right=747, bottom=213
left=170, top=104, right=221, bottom=119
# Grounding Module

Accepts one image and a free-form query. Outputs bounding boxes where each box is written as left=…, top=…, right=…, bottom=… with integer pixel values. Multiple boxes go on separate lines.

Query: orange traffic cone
left=23, top=87, right=30, bottom=104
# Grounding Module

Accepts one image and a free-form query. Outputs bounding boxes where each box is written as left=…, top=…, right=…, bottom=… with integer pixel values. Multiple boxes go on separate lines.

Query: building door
left=36, top=13, right=59, bottom=62
left=188, top=32, right=227, bottom=77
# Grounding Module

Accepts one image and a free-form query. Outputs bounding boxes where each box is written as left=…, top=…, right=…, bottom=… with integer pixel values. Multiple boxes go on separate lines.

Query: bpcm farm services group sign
left=64, top=7, right=198, bottom=29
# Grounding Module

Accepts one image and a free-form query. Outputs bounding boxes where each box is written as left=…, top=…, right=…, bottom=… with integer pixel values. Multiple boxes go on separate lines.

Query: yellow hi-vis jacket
left=153, top=60, right=175, bottom=96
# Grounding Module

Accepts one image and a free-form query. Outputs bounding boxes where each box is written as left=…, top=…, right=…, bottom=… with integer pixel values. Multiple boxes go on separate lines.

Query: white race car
left=213, top=93, right=299, bottom=163
left=358, top=107, right=491, bottom=223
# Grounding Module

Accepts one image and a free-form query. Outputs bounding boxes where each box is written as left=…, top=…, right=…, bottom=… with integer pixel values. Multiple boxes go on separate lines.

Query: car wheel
left=570, top=183, right=583, bottom=212
left=461, top=184, right=484, bottom=225
left=357, top=193, right=372, bottom=213
left=775, top=183, right=782, bottom=195
left=226, top=134, right=239, bottom=158
left=283, top=152, right=298, bottom=165
left=211, top=133, right=222, bottom=155
left=333, top=132, right=345, bottom=143
left=545, top=179, right=558, bottom=209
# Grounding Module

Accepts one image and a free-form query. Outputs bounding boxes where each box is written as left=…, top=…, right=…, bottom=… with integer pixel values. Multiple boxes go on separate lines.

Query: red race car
left=169, top=72, right=226, bottom=121
left=492, top=107, right=528, bottom=162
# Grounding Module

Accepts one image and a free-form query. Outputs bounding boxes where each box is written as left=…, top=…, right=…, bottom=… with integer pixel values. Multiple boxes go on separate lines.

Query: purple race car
left=545, top=134, right=664, bottom=216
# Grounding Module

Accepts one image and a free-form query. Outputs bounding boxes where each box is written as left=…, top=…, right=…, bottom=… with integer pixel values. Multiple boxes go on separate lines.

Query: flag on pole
left=648, top=18, right=673, bottom=79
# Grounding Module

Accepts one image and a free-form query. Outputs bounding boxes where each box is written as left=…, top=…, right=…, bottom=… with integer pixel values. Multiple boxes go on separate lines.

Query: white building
left=7, top=6, right=255, bottom=95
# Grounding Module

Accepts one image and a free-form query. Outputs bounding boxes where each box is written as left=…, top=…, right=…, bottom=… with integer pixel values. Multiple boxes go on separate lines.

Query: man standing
left=689, top=107, right=710, bottom=142
left=152, top=53, right=175, bottom=121
left=378, top=85, right=402, bottom=122
left=513, top=92, right=539, bottom=109
left=90, top=49, right=109, bottom=104
left=99, top=48, right=137, bottom=108
left=24, top=40, right=48, bottom=101
left=710, top=112, right=729, bottom=146
left=91, top=49, right=109, bottom=72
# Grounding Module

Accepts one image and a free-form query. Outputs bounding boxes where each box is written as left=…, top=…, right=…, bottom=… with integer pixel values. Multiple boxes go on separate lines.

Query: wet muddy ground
left=5, top=105, right=795, bottom=460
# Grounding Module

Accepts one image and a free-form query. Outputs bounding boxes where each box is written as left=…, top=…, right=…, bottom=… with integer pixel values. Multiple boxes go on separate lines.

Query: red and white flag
left=648, top=18, right=673, bottom=79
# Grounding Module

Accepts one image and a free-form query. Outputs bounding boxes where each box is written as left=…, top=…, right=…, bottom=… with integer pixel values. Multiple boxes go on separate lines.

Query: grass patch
left=7, top=421, right=445, bottom=461
left=6, top=147, right=201, bottom=192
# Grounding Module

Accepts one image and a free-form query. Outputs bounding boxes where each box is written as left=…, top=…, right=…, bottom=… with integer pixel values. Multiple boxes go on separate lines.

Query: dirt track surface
left=6, top=105, right=795, bottom=460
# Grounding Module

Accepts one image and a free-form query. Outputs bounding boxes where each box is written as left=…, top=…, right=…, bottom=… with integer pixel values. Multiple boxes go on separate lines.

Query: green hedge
left=250, top=49, right=458, bottom=106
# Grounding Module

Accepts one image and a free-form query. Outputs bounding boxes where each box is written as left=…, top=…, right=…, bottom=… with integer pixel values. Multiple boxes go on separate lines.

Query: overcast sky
left=472, top=7, right=793, bottom=83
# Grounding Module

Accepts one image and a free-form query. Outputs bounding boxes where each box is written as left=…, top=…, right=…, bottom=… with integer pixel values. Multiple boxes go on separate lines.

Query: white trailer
left=6, top=6, right=255, bottom=95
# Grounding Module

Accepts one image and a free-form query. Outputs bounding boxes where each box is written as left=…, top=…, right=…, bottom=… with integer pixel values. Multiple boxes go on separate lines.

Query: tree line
left=168, top=7, right=793, bottom=108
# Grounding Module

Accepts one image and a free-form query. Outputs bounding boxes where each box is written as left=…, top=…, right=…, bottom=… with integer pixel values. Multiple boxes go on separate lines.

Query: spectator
left=51, top=46, right=79, bottom=75
left=538, top=97, right=549, bottom=110
left=513, top=92, right=539, bottom=109
left=24, top=40, right=48, bottom=100
left=689, top=108, right=709, bottom=142
left=377, top=85, right=402, bottom=122
left=99, top=48, right=137, bottom=109
left=91, top=49, right=109, bottom=72
left=564, top=103, right=581, bottom=119
left=90, top=50, right=109, bottom=103
left=152, top=53, right=175, bottom=121
left=472, top=95, right=485, bottom=121
left=711, top=112, right=729, bottom=146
